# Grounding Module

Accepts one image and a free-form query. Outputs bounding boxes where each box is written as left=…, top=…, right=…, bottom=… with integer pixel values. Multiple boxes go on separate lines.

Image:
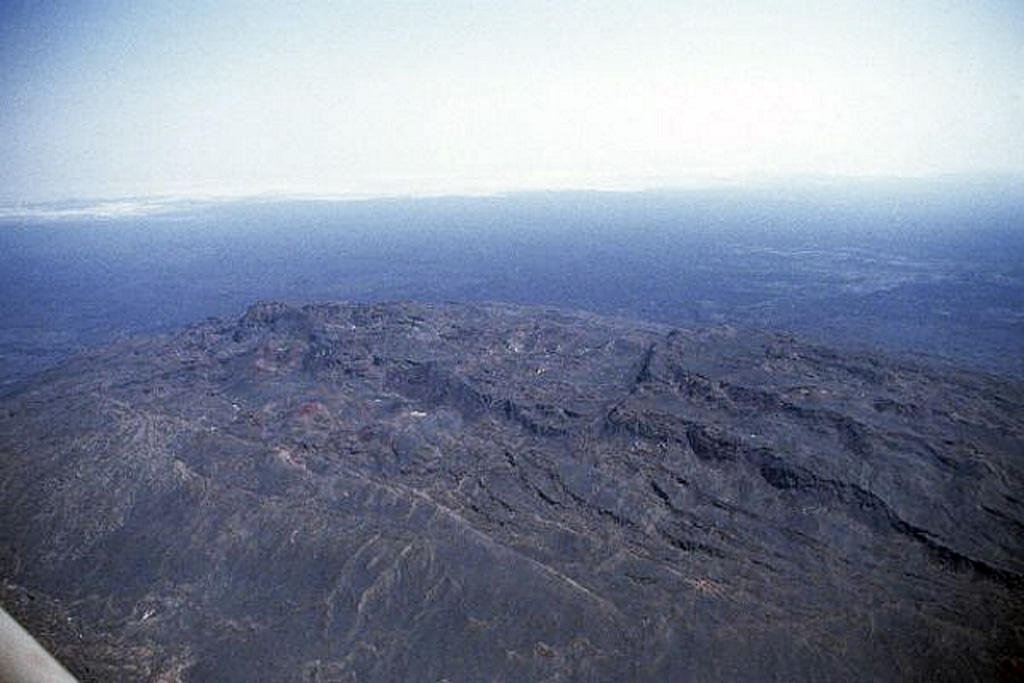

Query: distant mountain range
left=1, top=302, right=1021, bottom=681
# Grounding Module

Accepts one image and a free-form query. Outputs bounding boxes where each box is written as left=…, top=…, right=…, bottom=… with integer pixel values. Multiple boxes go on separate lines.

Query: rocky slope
left=1, top=301, right=1022, bottom=681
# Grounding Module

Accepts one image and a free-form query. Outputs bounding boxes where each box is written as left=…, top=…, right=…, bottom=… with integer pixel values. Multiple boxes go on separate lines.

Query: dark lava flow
left=1, top=302, right=1022, bottom=681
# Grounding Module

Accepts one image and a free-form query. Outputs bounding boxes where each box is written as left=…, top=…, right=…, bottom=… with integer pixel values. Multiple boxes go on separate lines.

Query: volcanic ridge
left=1, top=301, right=1022, bottom=681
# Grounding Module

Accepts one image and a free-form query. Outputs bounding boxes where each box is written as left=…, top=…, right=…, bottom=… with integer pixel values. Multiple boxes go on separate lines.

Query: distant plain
left=2, top=182, right=1022, bottom=391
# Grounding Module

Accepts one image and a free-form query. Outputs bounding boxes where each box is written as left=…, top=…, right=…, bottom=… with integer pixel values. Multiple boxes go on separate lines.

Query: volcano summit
left=1, top=302, right=1022, bottom=681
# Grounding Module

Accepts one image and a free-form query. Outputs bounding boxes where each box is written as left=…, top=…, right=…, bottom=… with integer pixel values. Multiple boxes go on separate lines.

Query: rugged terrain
left=1, top=301, right=1022, bottom=681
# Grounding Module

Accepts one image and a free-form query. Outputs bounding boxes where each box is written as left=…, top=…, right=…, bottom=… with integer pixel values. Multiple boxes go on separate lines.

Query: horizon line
left=1, top=172, right=1021, bottom=222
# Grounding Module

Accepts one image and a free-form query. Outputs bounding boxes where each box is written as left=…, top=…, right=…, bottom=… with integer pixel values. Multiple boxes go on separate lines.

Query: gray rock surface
left=1, top=301, right=1022, bottom=681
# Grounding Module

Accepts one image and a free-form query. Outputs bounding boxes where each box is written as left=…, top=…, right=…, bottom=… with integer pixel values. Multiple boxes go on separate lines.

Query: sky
left=1, top=1, right=1023, bottom=203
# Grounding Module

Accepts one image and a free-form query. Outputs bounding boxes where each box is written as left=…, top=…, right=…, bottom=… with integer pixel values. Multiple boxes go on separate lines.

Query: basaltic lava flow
left=1, top=302, right=1022, bottom=681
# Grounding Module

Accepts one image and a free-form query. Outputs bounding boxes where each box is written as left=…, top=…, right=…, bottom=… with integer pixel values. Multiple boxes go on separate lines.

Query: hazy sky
left=2, top=1, right=1022, bottom=202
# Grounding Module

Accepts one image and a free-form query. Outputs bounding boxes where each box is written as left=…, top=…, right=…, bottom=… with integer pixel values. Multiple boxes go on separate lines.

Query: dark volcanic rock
left=1, top=301, right=1022, bottom=681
